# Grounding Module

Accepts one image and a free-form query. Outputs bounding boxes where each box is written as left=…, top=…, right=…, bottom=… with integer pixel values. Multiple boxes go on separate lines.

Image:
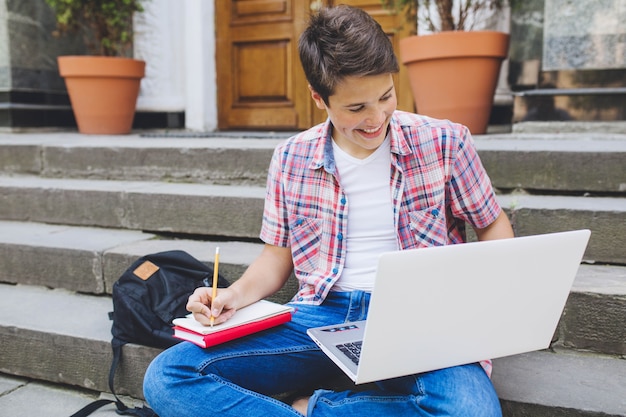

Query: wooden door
left=216, top=0, right=414, bottom=131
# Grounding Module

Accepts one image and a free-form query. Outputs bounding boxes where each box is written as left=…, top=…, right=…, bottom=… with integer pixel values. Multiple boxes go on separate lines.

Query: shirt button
left=341, top=198, right=347, bottom=205
left=332, top=267, right=339, bottom=274
left=296, top=218, right=303, bottom=226
left=431, top=208, right=440, bottom=217
left=337, top=233, right=343, bottom=241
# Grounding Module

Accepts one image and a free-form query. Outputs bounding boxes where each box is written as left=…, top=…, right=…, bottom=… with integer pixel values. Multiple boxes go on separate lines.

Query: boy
left=144, top=5, right=513, bottom=416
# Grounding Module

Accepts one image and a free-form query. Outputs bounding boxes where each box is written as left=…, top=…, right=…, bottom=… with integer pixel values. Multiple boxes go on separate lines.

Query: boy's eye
left=347, top=94, right=391, bottom=112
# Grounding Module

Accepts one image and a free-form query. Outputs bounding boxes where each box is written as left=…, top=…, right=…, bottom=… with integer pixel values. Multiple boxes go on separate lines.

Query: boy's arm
left=474, top=211, right=514, bottom=241
left=187, top=244, right=293, bottom=325
left=229, top=244, right=294, bottom=306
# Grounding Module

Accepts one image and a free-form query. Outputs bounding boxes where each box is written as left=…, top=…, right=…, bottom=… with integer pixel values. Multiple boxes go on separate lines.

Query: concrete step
left=1, top=176, right=624, bottom=263
left=555, top=264, right=626, bottom=356
left=0, top=133, right=280, bottom=187
left=0, top=220, right=298, bottom=302
left=0, top=373, right=137, bottom=417
left=1, top=220, right=624, bottom=356
left=1, top=283, right=624, bottom=416
left=0, top=175, right=266, bottom=239
left=1, top=131, right=625, bottom=193
left=498, top=193, right=626, bottom=265
left=0, top=284, right=155, bottom=400
left=492, top=350, right=626, bottom=417
left=476, top=132, right=626, bottom=194
left=512, top=121, right=626, bottom=134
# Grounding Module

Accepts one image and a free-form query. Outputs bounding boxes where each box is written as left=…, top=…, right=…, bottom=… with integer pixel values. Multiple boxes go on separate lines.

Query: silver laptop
left=307, top=230, right=591, bottom=384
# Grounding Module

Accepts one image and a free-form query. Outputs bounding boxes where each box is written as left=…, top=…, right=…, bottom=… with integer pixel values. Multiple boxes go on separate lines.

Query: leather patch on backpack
left=133, top=260, right=160, bottom=280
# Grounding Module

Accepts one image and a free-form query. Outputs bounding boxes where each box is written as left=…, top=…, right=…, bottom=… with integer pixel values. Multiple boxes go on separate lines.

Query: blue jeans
left=143, top=291, right=502, bottom=416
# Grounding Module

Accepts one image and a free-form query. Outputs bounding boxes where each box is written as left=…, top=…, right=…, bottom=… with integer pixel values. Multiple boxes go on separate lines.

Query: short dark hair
left=298, top=5, right=399, bottom=104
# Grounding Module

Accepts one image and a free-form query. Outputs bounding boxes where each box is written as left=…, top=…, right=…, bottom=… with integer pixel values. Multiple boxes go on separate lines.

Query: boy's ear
left=308, top=85, right=327, bottom=110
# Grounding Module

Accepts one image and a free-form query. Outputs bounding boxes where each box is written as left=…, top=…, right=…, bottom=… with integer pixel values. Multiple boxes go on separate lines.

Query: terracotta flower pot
left=399, top=31, right=509, bottom=134
left=58, top=56, right=146, bottom=135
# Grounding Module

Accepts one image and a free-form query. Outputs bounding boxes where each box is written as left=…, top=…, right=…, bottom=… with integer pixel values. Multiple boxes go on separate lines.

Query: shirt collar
left=310, top=119, right=336, bottom=174
left=388, top=112, right=412, bottom=156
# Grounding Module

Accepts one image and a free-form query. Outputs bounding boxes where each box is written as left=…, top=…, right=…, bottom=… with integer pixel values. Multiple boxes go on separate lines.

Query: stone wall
left=543, top=0, right=626, bottom=70
left=509, top=0, right=626, bottom=122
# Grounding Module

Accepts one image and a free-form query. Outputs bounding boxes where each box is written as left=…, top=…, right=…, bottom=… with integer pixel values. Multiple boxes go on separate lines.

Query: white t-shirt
left=331, top=136, right=399, bottom=292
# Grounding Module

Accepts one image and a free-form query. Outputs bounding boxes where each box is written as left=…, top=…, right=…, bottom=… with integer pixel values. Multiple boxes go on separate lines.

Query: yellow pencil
left=210, top=247, right=220, bottom=327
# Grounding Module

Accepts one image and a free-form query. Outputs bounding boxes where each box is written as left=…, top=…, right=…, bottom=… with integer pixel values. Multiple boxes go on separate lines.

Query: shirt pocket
left=408, top=203, right=448, bottom=247
left=289, top=216, right=322, bottom=274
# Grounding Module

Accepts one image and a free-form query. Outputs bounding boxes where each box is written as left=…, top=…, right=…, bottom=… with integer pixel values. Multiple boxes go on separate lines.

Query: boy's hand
left=186, top=287, right=238, bottom=326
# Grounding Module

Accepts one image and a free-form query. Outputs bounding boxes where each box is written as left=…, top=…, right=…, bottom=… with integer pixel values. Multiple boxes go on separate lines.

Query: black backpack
left=70, top=250, right=229, bottom=417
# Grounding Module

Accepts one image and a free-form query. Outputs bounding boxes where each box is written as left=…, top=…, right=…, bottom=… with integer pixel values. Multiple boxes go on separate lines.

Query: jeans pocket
left=289, top=216, right=321, bottom=274
left=408, top=203, right=448, bottom=247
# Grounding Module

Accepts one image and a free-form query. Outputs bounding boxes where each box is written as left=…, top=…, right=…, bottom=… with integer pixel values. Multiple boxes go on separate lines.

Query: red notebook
left=172, top=300, right=294, bottom=348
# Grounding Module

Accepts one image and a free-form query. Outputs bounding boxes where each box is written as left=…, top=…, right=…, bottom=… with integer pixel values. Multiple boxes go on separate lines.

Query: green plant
left=45, top=0, right=145, bottom=57
left=382, top=0, right=506, bottom=33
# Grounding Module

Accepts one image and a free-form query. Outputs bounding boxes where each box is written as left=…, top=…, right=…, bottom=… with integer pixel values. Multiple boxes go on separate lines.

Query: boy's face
left=310, top=74, right=397, bottom=159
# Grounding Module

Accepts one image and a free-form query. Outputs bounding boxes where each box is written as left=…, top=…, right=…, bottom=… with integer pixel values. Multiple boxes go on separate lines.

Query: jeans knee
left=413, top=364, right=501, bottom=417
left=447, top=365, right=502, bottom=417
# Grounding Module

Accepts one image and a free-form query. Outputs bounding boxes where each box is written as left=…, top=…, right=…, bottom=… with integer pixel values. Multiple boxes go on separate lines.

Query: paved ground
left=0, top=373, right=144, bottom=417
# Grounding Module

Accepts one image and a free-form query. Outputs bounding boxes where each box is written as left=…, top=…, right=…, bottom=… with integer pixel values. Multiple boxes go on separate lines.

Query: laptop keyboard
left=336, top=341, right=362, bottom=365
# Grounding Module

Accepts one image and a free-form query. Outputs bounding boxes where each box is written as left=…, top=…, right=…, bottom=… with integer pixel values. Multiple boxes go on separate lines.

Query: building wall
left=133, top=0, right=218, bottom=131
left=0, top=0, right=87, bottom=128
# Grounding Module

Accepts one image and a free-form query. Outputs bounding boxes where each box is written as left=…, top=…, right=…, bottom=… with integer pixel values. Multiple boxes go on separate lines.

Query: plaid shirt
left=260, top=110, right=501, bottom=305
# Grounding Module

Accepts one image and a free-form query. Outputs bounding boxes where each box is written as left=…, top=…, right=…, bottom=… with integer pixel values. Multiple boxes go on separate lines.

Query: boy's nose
left=366, top=107, right=386, bottom=125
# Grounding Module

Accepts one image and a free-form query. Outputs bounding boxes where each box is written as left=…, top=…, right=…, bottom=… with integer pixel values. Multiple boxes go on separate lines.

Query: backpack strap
left=68, top=340, right=157, bottom=417
left=108, top=339, right=158, bottom=416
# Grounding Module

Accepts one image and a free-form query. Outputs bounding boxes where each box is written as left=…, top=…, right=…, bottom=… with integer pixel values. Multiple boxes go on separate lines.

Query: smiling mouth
left=360, top=121, right=386, bottom=133
left=357, top=123, right=387, bottom=139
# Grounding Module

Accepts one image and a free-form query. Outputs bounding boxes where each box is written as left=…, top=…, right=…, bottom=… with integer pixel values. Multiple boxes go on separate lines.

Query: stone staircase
left=0, top=125, right=625, bottom=416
